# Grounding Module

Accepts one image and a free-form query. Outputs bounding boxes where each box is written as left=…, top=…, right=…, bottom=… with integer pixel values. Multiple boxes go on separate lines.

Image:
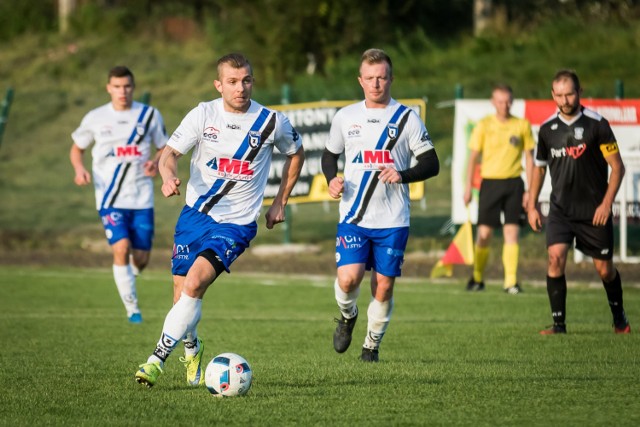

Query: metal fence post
left=280, top=84, right=292, bottom=244
left=0, top=87, right=15, bottom=149
left=615, top=79, right=624, bottom=100
left=139, top=91, right=151, bottom=105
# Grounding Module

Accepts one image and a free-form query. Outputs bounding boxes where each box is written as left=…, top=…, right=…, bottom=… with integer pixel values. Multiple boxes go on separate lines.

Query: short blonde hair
left=360, top=48, right=392, bottom=76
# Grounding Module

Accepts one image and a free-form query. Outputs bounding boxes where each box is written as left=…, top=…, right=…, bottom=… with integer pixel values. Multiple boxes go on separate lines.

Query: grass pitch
left=0, top=266, right=638, bottom=426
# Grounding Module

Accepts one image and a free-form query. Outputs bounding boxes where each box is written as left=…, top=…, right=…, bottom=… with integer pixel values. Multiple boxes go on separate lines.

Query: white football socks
left=112, top=264, right=139, bottom=316
left=364, top=298, right=393, bottom=350
left=334, top=278, right=359, bottom=319
left=149, top=293, right=202, bottom=364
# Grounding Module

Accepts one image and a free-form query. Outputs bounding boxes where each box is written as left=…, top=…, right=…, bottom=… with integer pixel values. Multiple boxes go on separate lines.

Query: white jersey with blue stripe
left=168, top=98, right=301, bottom=225
left=71, top=101, right=168, bottom=210
left=326, top=98, right=434, bottom=228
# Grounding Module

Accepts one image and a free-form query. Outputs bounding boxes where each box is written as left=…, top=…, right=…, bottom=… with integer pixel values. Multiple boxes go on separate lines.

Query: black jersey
left=536, top=106, right=618, bottom=221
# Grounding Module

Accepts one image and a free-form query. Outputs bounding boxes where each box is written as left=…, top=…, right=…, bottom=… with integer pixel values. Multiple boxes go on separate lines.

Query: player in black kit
left=527, top=69, right=630, bottom=335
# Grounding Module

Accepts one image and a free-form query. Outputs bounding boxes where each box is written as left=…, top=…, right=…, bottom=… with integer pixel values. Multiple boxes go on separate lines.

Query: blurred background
left=1, top=0, right=639, bottom=277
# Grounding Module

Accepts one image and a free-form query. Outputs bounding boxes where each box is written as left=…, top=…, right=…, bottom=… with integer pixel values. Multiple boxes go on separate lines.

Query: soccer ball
left=204, top=353, right=253, bottom=397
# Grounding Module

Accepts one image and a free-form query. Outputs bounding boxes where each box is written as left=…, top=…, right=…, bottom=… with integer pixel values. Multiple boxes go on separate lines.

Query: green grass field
left=0, top=266, right=638, bottom=426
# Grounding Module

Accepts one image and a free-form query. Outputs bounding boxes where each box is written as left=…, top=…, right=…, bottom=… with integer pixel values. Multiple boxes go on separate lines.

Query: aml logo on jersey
left=206, top=157, right=254, bottom=181
left=337, top=235, right=362, bottom=249
left=352, top=150, right=395, bottom=170
left=111, top=145, right=143, bottom=160
left=202, top=126, right=220, bottom=142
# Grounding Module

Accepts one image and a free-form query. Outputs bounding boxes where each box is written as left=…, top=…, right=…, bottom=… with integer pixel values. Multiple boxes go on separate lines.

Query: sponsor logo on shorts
left=173, top=243, right=190, bottom=260
left=601, top=248, right=610, bottom=255
left=386, top=248, right=404, bottom=257
left=210, top=235, right=236, bottom=246
left=337, top=235, right=362, bottom=249
left=101, top=211, right=123, bottom=226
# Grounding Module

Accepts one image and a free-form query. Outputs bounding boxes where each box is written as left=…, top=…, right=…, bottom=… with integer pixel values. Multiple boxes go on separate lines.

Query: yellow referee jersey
left=468, top=115, right=535, bottom=179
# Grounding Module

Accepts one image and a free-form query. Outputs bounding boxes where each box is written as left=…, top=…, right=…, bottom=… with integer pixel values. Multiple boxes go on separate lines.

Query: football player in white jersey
left=135, top=53, right=304, bottom=388
left=70, top=66, right=168, bottom=324
left=322, top=49, right=440, bottom=362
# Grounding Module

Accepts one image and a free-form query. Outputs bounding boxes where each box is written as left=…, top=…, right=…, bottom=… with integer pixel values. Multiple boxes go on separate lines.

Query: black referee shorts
left=477, top=177, right=525, bottom=228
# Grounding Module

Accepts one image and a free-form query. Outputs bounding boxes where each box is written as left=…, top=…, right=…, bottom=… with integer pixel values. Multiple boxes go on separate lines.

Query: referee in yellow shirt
left=463, top=84, right=534, bottom=294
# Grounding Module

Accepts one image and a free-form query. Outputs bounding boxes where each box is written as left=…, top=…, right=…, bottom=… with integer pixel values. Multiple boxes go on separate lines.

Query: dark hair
left=360, top=48, right=393, bottom=76
left=552, top=69, right=581, bottom=91
left=217, top=53, right=253, bottom=79
left=108, top=66, right=135, bottom=85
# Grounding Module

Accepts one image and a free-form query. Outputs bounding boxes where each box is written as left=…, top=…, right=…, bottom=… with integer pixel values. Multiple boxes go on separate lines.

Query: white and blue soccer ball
left=204, top=352, right=252, bottom=397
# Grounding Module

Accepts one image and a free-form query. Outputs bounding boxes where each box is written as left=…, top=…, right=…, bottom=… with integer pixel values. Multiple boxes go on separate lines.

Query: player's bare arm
left=523, top=149, right=534, bottom=209
left=69, top=144, right=91, bottom=186
left=593, top=151, right=625, bottom=226
left=527, top=165, right=546, bottom=232
left=159, top=146, right=183, bottom=197
left=144, top=146, right=165, bottom=177
left=265, top=147, right=305, bottom=229
left=463, top=150, right=480, bottom=206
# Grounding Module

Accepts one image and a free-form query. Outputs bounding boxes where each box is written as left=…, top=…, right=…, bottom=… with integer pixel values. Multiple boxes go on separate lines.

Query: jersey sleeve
left=597, top=119, right=619, bottom=157
left=468, top=117, right=486, bottom=152
left=325, top=109, right=345, bottom=155
left=534, top=127, right=549, bottom=167
left=168, top=104, right=204, bottom=154
left=150, top=107, right=169, bottom=149
left=273, top=112, right=302, bottom=155
left=71, top=112, right=95, bottom=149
left=406, top=109, right=434, bottom=157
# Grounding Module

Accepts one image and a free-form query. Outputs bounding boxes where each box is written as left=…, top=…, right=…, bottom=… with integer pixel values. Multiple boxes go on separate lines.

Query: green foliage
left=1, top=267, right=639, bottom=425
left=1, top=15, right=640, bottom=256
left=0, top=0, right=56, bottom=41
